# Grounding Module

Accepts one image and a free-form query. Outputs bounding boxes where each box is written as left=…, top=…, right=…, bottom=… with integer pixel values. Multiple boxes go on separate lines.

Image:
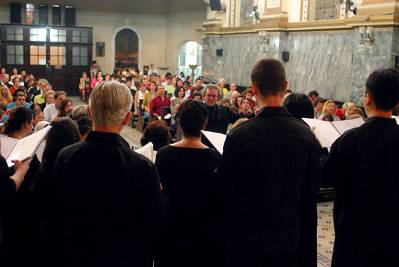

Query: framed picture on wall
left=96, top=42, right=105, bottom=57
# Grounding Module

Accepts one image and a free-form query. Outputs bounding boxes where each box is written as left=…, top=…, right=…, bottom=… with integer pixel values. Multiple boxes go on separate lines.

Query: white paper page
left=201, top=130, right=227, bottom=154
left=392, top=116, right=399, bottom=125
left=332, top=118, right=365, bottom=135
left=36, top=141, right=46, bottom=163
left=135, top=142, right=156, bottom=163
left=6, top=126, right=51, bottom=167
left=0, top=135, right=18, bottom=159
left=302, top=118, right=340, bottom=149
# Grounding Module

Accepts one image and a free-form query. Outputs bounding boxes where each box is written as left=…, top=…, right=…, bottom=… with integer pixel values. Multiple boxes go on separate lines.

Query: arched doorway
left=115, top=29, right=139, bottom=71
left=178, top=41, right=202, bottom=79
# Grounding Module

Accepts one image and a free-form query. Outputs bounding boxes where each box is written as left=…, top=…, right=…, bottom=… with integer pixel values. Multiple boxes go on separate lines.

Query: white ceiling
left=0, top=0, right=207, bottom=14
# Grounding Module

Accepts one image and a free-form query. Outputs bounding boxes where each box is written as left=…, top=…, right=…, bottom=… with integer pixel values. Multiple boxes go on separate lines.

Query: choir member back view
left=218, top=58, right=320, bottom=267
left=324, top=68, right=399, bottom=267
left=41, top=81, right=165, bottom=267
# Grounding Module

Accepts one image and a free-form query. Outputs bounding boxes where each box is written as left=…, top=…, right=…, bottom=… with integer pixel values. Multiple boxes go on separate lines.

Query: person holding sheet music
left=2, top=106, right=42, bottom=267
left=42, top=81, right=165, bottom=267
left=218, top=58, right=320, bottom=267
left=150, top=85, right=170, bottom=119
left=155, top=100, right=224, bottom=267
left=323, top=68, right=399, bottom=267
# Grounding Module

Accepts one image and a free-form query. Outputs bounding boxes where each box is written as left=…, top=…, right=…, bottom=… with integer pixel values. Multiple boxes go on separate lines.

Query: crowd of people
left=0, top=58, right=399, bottom=267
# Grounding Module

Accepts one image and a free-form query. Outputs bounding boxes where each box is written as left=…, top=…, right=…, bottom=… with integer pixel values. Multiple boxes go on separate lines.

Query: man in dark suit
left=43, top=81, right=165, bottom=267
left=203, top=84, right=240, bottom=134
left=218, top=58, right=319, bottom=267
left=324, top=68, right=399, bottom=267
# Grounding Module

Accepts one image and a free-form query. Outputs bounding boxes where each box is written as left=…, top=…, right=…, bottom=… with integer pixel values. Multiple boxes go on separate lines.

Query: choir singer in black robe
left=42, top=81, right=165, bottom=267
left=218, top=58, right=320, bottom=267
left=324, top=68, right=399, bottom=267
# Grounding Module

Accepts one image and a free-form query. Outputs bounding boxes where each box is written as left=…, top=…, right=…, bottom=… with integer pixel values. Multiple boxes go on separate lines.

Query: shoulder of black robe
left=217, top=107, right=319, bottom=267
left=0, top=155, right=16, bottom=203
left=44, top=132, right=165, bottom=267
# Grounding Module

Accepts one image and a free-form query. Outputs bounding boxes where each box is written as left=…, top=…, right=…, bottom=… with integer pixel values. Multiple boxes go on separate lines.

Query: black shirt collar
left=256, top=106, right=291, bottom=118
left=86, top=131, right=130, bottom=148
left=366, top=116, right=397, bottom=127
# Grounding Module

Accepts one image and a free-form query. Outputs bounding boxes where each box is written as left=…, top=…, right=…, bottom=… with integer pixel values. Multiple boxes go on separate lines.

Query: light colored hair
left=89, top=81, right=132, bottom=126
left=322, top=100, right=336, bottom=115
left=38, top=79, right=49, bottom=87
left=69, top=104, right=89, bottom=121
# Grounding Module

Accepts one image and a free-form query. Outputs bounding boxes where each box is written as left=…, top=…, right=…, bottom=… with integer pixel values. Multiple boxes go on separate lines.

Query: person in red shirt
left=150, top=85, right=170, bottom=118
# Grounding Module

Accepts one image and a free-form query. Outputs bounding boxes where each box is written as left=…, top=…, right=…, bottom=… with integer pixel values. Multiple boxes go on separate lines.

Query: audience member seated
left=79, top=71, right=91, bottom=102
left=239, top=98, right=254, bottom=118
left=320, top=100, right=340, bottom=121
left=191, top=92, right=202, bottom=101
left=170, top=87, right=185, bottom=117
left=345, top=104, right=366, bottom=120
left=43, top=91, right=66, bottom=122
left=33, top=79, right=50, bottom=105
left=0, top=103, right=8, bottom=123
left=32, top=109, right=44, bottom=128
left=150, top=85, right=170, bottom=119
left=219, top=78, right=228, bottom=96
left=313, top=97, right=325, bottom=118
left=0, top=83, right=13, bottom=105
left=6, top=90, right=31, bottom=111
left=27, top=78, right=40, bottom=103
left=140, top=120, right=172, bottom=151
left=9, top=77, right=25, bottom=96
left=54, top=98, right=73, bottom=121
left=308, top=90, right=319, bottom=106
left=41, top=90, right=55, bottom=111
left=155, top=99, right=224, bottom=267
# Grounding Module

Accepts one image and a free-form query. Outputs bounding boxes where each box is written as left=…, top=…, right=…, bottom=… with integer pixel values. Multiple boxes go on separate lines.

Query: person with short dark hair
left=283, top=93, right=314, bottom=119
left=308, top=90, right=319, bottom=105
left=140, top=120, right=171, bottom=151
left=6, top=90, right=31, bottom=111
left=218, top=58, right=319, bottom=267
left=155, top=100, right=224, bottom=267
left=323, top=68, right=399, bottom=267
left=203, top=85, right=240, bottom=135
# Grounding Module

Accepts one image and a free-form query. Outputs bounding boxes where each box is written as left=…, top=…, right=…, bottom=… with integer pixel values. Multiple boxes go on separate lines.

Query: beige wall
left=0, top=6, right=205, bottom=75
left=78, top=10, right=205, bottom=75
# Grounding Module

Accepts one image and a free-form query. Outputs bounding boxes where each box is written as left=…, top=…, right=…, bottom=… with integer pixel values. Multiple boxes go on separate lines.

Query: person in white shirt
left=44, top=91, right=66, bottom=122
left=147, top=64, right=158, bottom=76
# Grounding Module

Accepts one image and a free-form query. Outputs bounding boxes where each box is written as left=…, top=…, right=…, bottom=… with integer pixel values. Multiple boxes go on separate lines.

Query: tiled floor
left=70, top=97, right=335, bottom=266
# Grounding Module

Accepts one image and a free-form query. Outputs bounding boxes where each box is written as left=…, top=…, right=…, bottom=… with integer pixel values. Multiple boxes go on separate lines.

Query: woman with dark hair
left=35, top=118, right=81, bottom=263
left=2, top=106, right=42, bottom=266
left=155, top=100, right=224, bottom=267
left=5, top=106, right=33, bottom=138
left=283, top=93, right=314, bottom=119
left=140, top=120, right=171, bottom=151
left=55, top=98, right=73, bottom=120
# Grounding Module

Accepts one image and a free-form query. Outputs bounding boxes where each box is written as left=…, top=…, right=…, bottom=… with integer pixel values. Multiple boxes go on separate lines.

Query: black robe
left=218, top=107, right=319, bottom=267
left=42, top=131, right=165, bottom=267
left=323, top=117, right=399, bottom=267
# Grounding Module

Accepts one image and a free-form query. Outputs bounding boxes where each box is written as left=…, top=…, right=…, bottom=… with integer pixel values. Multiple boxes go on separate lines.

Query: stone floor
left=70, top=96, right=335, bottom=267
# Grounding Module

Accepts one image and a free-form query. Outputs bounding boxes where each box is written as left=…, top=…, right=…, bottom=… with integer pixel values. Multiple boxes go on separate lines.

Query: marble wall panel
left=203, top=27, right=396, bottom=104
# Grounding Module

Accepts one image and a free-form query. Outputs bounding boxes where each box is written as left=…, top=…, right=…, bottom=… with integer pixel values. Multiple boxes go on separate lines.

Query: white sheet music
left=36, top=141, right=46, bottom=163
left=0, top=135, right=18, bottom=159
left=302, top=118, right=341, bottom=149
left=332, top=117, right=365, bottom=135
left=135, top=142, right=157, bottom=163
left=6, top=126, right=51, bottom=167
left=392, top=116, right=399, bottom=125
left=201, top=130, right=226, bottom=154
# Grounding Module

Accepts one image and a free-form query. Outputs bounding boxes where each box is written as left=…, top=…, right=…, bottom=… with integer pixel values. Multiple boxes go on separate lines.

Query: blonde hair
left=322, top=100, right=336, bottom=115
left=0, top=84, right=13, bottom=102
left=89, top=81, right=132, bottom=126
left=44, top=90, right=55, bottom=101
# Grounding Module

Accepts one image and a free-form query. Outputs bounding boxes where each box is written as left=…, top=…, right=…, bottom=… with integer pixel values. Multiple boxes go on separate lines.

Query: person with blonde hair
left=320, top=100, right=340, bottom=121
left=34, top=79, right=49, bottom=105
left=0, top=83, right=13, bottom=105
left=42, top=81, right=164, bottom=267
